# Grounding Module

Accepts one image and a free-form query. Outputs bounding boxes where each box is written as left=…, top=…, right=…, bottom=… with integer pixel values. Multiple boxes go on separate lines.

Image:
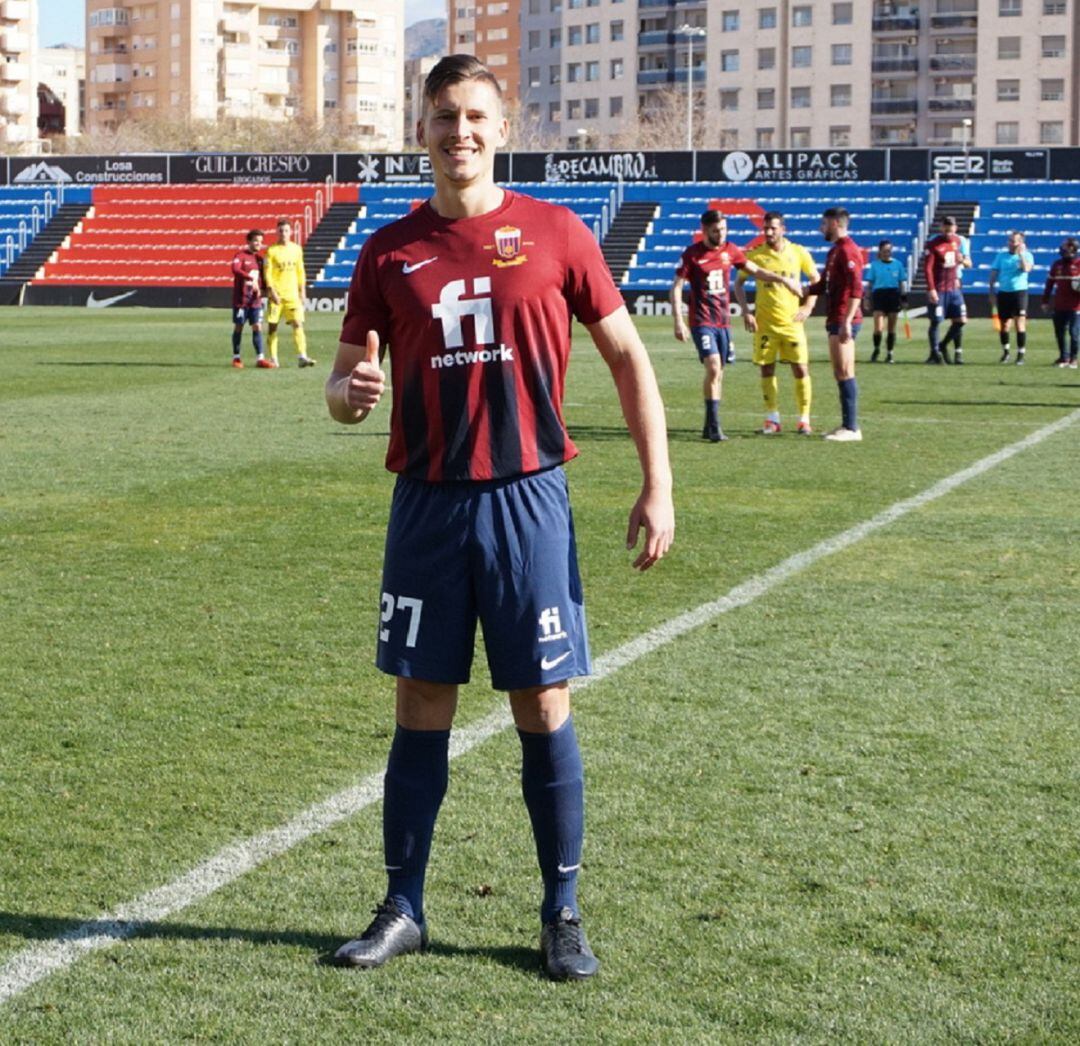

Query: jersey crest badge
left=490, top=225, right=529, bottom=268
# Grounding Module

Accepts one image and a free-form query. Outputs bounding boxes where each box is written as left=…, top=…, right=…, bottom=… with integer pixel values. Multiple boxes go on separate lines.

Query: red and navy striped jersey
left=923, top=234, right=965, bottom=293
left=340, top=190, right=625, bottom=483
left=675, top=241, right=746, bottom=329
left=807, top=236, right=864, bottom=326
left=231, top=247, right=264, bottom=309
left=1044, top=256, right=1080, bottom=312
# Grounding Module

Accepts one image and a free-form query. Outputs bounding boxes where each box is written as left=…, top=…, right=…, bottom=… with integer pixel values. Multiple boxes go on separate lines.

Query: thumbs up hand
left=344, top=330, right=385, bottom=417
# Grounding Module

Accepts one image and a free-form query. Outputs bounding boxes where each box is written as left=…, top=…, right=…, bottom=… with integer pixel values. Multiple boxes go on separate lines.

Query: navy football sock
left=1017, top=330, right=1027, bottom=351
left=949, top=323, right=964, bottom=350
left=232, top=330, right=241, bottom=354
left=383, top=725, right=450, bottom=923
left=705, top=399, right=720, bottom=428
left=252, top=330, right=265, bottom=357
left=519, top=716, right=584, bottom=924
left=838, top=377, right=858, bottom=431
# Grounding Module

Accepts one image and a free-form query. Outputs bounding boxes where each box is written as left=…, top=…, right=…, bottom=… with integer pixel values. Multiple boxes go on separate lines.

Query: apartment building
left=40, top=44, right=86, bottom=137
left=403, top=51, right=438, bottom=144
left=508, top=0, right=1080, bottom=149
left=448, top=0, right=521, bottom=102
left=85, top=0, right=404, bottom=147
left=0, top=0, right=38, bottom=150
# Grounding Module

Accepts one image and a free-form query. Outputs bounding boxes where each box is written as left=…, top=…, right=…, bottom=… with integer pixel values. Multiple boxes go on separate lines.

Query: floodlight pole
left=678, top=25, right=706, bottom=152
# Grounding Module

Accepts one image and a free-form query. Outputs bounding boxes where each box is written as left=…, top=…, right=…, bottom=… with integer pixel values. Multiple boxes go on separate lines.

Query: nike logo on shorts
left=540, top=651, right=572, bottom=671
left=402, top=257, right=438, bottom=274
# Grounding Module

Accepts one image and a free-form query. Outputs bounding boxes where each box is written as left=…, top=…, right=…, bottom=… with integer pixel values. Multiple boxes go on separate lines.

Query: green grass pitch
left=0, top=306, right=1077, bottom=1041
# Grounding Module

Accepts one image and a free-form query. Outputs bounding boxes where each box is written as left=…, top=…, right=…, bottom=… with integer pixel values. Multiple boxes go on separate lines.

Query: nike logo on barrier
left=540, top=651, right=572, bottom=671
left=402, top=257, right=438, bottom=275
left=86, top=290, right=137, bottom=309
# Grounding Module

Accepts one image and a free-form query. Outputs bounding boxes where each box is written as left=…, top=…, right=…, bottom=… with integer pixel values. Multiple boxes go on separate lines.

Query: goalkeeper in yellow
left=734, top=211, right=818, bottom=434
left=265, top=218, right=316, bottom=368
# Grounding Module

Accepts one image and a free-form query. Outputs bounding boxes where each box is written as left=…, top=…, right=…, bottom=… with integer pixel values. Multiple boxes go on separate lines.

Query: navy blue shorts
left=233, top=305, right=263, bottom=327
left=826, top=322, right=862, bottom=339
left=377, top=466, right=591, bottom=691
left=931, top=291, right=966, bottom=322
left=691, top=326, right=731, bottom=363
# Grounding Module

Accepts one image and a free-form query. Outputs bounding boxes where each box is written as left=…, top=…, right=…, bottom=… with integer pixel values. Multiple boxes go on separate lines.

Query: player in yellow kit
left=734, top=212, right=819, bottom=434
left=265, top=218, right=316, bottom=368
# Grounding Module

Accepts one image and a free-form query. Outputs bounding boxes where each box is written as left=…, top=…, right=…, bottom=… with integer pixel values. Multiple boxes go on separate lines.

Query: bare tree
left=610, top=86, right=705, bottom=151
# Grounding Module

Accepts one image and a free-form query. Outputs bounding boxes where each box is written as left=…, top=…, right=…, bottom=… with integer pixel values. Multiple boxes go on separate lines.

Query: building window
left=611, top=20, right=623, bottom=42
left=790, top=127, right=811, bottom=147
left=757, top=87, right=775, bottom=110
left=586, top=60, right=599, bottom=81
left=568, top=26, right=582, bottom=45
left=791, top=86, right=811, bottom=108
left=585, top=97, right=598, bottom=118
left=792, top=5, right=812, bottom=27
left=997, top=79, right=1020, bottom=101
left=722, top=10, right=739, bottom=31
left=759, top=7, right=777, bottom=29
left=1042, top=36, right=1066, bottom=58
left=1041, top=78, right=1065, bottom=101
left=830, top=125, right=851, bottom=147
left=549, top=101, right=560, bottom=122
left=586, top=23, right=600, bottom=44
left=831, top=83, right=851, bottom=107
left=528, top=65, right=540, bottom=86
left=609, top=95, right=622, bottom=117
left=720, top=129, right=738, bottom=148
left=610, top=57, right=623, bottom=79
left=792, top=46, right=812, bottom=67
left=720, top=89, right=739, bottom=111
left=832, top=2, right=853, bottom=24
left=721, top=50, right=740, bottom=72
left=998, top=0, right=1021, bottom=14
left=549, top=64, right=560, bottom=84
left=527, top=29, right=540, bottom=49
left=1043, top=0, right=1066, bottom=12
left=996, top=121, right=1019, bottom=144
left=998, top=37, right=1021, bottom=59
left=567, top=98, right=581, bottom=118
left=567, top=62, right=581, bottom=82
left=549, top=28, right=561, bottom=47
left=832, top=43, right=852, bottom=65
left=1040, top=121, right=1064, bottom=144
left=758, top=47, right=776, bottom=71
left=527, top=102, right=540, bottom=120
left=757, top=127, right=774, bottom=148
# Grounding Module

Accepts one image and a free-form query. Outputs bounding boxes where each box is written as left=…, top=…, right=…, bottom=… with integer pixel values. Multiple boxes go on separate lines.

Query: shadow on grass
left=0, top=912, right=540, bottom=975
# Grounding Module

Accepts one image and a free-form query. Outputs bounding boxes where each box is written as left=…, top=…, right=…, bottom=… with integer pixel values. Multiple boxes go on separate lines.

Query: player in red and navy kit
left=229, top=229, right=271, bottom=369
left=670, top=209, right=799, bottom=441
left=1042, top=236, right=1080, bottom=368
left=325, top=55, right=674, bottom=981
left=804, top=207, right=864, bottom=442
left=923, top=215, right=972, bottom=365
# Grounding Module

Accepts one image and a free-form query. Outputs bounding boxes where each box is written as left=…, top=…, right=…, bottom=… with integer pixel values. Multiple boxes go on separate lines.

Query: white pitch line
left=2, top=407, right=1077, bottom=1006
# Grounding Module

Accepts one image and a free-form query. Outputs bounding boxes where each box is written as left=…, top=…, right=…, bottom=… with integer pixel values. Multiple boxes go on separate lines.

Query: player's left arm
left=298, top=249, right=307, bottom=298
left=586, top=306, right=674, bottom=572
left=1020, top=249, right=1033, bottom=273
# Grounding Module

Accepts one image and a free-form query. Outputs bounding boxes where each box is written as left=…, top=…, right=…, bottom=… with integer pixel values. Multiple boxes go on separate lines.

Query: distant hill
left=406, top=18, right=446, bottom=60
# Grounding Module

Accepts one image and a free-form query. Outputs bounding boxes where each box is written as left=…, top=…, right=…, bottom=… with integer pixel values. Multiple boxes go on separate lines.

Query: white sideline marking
left=2, top=407, right=1077, bottom=1006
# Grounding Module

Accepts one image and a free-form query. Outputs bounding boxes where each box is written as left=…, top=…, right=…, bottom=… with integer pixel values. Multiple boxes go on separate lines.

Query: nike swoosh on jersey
left=86, top=290, right=137, bottom=308
left=402, top=257, right=438, bottom=275
left=540, top=651, right=572, bottom=671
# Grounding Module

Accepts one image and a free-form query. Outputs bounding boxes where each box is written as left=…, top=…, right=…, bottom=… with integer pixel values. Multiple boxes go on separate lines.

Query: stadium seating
left=940, top=181, right=1080, bottom=290
left=0, top=186, right=84, bottom=277
left=32, top=183, right=358, bottom=286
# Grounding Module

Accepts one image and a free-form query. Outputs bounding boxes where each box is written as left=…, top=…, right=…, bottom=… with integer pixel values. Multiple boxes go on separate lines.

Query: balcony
left=0, top=89, right=28, bottom=114
left=0, top=30, right=30, bottom=53
left=872, top=15, right=919, bottom=32
left=928, top=97, right=974, bottom=112
left=871, top=57, right=918, bottom=73
left=638, top=31, right=676, bottom=46
left=637, top=68, right=698, bottom=85
left=871, top=98, right=918, bottom=115
left=1, top=0, right=30, bottom=19
left=1, top=122, right=30, bottom=142
left=929, top=54, right=976, bottom=72
left=930, top=13, right=977, bottom=32
left=0, top=60, right=29, bottom=80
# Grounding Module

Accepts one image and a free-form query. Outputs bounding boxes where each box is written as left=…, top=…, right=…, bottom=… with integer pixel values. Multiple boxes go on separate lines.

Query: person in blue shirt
left=863, top=239, right=907, bottom=363
left=989, top=230, right=1035, bottom=364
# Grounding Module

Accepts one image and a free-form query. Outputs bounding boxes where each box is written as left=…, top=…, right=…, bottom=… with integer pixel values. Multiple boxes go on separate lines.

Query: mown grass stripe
left=2, top=406, right=1076, bottom=1006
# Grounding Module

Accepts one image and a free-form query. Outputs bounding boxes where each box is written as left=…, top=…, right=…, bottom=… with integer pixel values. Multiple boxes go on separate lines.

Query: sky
left=39, top=0, right=447, bottom=48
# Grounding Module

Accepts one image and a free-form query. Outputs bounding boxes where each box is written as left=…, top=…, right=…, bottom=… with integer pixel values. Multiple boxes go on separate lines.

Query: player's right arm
left=734, top=269, right=756, bottom=332
left=924, top=243, right=939, bottom=303
left=327, top=331, right=384, bottom=424
left=795, top=248, right=819, bottom=321
left=1041, top=263, right=1057, bottom=312
left=670, top=275, right=689, bottom=341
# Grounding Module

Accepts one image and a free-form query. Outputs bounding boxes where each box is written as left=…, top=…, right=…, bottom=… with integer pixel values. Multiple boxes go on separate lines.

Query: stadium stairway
left=306, top=201, right=362, bottom=285
left=910, top=198, right=977, bottom=290
left=602, top=200, right=658, bottom=284
left=2, top=200, right=92, bottom=283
